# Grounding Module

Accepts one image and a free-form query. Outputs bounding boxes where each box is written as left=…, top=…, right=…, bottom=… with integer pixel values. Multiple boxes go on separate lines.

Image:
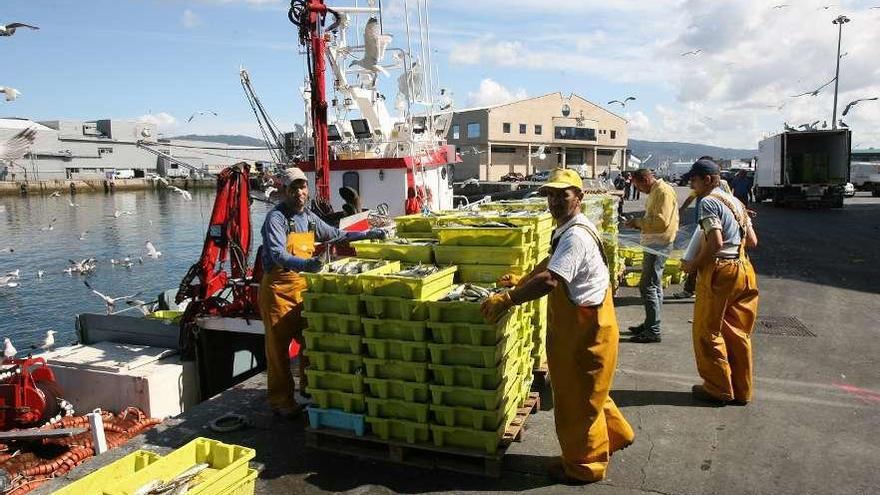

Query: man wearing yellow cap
left=482, top=168, right=634, bottom=483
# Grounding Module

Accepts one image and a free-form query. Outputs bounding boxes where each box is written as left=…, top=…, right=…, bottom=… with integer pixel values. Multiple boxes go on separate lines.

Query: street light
left=831, top=14, right=850, bottom=130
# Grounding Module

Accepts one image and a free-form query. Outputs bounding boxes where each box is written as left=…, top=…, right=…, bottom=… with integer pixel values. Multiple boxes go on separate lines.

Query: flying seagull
left=773, top=4, right=790, bottom=9
left=0, top=128, right=36, bottom=162
left=461, top=146, right=487, bottom=156
left=0, top=87, right=21, bottom=102
left=842, top=97, right=878, bottom=116
left=186, top=110, right=218, bottom=123
left=790, top=77, right=836, bottom=98
left=168, top=185, right=192, bottom=201
left=83, top=280, right=143, bottom=314
left=30, top=330, right=55, bottom=350
left=529, top=145, right=548, bottom=160
left=145, top=240, right=162, bottom=259
left=0, top=23, right=39, bottom=37
left=349, top=18, right=393, bottom=76
left=681, top=49, right=702, bottom=56
left=838, top=120, right=848, bottom=128
left=3, top=338, right=16, bottom=359
left=607, top=97, right=636, bottom=107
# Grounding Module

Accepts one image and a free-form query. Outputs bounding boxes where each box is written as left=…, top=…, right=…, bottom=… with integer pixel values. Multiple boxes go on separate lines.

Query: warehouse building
left=446, top=93, right=629, bottom=181
left=0, top=118, right=273, bottom=181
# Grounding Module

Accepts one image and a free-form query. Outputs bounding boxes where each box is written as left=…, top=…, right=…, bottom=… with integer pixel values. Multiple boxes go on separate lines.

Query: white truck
left=850, top=161, right=880, bottom=196
left=755, top=130, right=850, bottom=208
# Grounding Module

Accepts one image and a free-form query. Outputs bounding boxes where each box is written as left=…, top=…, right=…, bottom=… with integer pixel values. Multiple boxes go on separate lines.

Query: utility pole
left=831, top=15, right=850, bottom=130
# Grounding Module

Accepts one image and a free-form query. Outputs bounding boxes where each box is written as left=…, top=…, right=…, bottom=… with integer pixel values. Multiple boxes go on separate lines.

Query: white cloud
left=138, top=112, right=177, bottom=131
left=466, top=79, right=528, bottom=107
left=181, top=9, right=202, bottom=29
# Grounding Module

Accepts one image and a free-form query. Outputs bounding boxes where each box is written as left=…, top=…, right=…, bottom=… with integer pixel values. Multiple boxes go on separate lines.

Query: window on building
left=535, top=124, right=542, bottom=135
left=610, top=130, right=617, bottom=139
left=98, top=147, right=113, bottom=155
left=519, top=124, right=527, bottom=134
left=452, top=124, right=460, bottom=140
left=467, top=122, right=481, bottom=139
left=554, top=126, right=597, bottom=141
left=491, top=146, right=517, bottom=153
left=503, top=123, right=511, bottom=133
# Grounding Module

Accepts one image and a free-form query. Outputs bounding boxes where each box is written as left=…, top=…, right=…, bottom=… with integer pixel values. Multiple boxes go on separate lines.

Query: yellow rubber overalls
left=692, top=194, right=760, bottom=403
left=259, top=228, right=315, bottom=410
left=546, top=224, right=635, bottom=482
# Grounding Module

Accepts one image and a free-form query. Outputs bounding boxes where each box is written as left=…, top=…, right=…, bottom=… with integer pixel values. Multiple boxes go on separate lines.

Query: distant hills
left=171, top=134, right=268, bottom=147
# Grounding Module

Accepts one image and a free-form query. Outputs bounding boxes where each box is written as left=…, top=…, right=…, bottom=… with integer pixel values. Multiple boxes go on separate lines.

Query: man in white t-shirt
left=483, top=168, right=634, bottom=484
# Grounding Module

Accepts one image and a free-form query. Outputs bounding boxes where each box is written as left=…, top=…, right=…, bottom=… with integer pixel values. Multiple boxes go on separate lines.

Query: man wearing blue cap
left=680, top=159, right=760, bottom=405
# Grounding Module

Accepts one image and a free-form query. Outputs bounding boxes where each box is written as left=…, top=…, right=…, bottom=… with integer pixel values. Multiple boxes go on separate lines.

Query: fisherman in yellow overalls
left=483, top=168, right=634, bottom=483
left=259, top=167, right=386, bottom=418
left=679, top=159, right=759, bottom=405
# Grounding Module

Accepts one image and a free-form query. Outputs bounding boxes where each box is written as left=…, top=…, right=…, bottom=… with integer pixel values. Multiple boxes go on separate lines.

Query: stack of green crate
left=301, top=258, right=401, bottom=415
left=393, top=213, right=453, bottom=239
left=424, top=285, right=531, bottom=455
left=355, top=263, right=457, bottom=444
left=618, top=245, right=676, bottom=288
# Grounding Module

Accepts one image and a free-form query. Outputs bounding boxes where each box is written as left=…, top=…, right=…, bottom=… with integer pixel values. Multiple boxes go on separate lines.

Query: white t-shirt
left=547, top=214, right=609, bottom=307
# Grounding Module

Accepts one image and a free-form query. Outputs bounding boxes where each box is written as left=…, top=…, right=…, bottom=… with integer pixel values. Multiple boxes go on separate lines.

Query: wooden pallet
left=305, top=392, right=540, bottom=478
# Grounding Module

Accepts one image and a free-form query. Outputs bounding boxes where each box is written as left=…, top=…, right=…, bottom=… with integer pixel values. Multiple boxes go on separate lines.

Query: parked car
left=501, top=172, right=525, bottom=182
left=113, top=169, right=135, bottom=179
left=527, top=170, right=551, bottom=182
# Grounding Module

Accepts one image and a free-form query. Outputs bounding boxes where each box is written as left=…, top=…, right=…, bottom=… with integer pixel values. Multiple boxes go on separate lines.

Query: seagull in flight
left=842, top=97, right=878, bottom=116
left=126, top=299, right=158, bottom=316
left=3, top=338, right=16, bottom=359
left=145, top=240, right=162, bottom=259
left=0, top=86, right=21, bottom=102
left=790, top=77, right=836, bottom=97
left=773, top=4, right=790, bottom=9
left=30, top=330, right=55, bottom=350
left=0, top=22, right=39, bottom=37
left=529, top=145, right=548, bottom=160
left=0, top=128, right=36, bottom=162
left=186, top=110, right=218, bottom=123
left=83, top=280, right=143, bottom=314
left=681, top=49, right=702, bottom=56
left=607, top=97, right=636, bottom=107
left=349, top=18, right=393, bottom=76
left=168, top=185, right=192, bottom=201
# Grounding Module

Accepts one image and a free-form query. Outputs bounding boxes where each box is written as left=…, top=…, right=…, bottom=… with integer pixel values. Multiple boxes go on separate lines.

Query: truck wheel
left=831, top=196, right=844, bottom=208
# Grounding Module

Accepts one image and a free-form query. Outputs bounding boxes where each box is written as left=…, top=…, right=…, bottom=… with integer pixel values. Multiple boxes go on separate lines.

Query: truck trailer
left=755, top=129, right=850, bottom=207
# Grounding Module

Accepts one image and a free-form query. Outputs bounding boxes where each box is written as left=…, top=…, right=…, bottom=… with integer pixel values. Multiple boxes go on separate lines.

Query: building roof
left=455, top=92, right=627, bottom=122
left=0, top=118, right=54, bottom=131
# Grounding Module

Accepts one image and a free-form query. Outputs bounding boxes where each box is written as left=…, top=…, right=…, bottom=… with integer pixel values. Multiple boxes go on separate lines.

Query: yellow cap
left=539, top=168, right=583, bottom=191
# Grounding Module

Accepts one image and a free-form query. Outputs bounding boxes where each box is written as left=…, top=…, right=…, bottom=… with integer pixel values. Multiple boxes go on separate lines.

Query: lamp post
left=831, top=15, right=850, bottom=130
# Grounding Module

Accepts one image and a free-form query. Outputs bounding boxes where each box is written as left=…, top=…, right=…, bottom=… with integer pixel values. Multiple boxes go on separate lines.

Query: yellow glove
left=496, top=273, right=521, bottom=288
left=480, top=292, right=514, bottom=324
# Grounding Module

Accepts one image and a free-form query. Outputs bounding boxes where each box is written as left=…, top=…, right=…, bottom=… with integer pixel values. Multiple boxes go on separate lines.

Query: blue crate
left=307, top=406, right=366, bottom=436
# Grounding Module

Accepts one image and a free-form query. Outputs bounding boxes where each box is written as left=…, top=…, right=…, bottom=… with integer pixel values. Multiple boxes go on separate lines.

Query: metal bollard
left=88, top=408, right=108, bottom=454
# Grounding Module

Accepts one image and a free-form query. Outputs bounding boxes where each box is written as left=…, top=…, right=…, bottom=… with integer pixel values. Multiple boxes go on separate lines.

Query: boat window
left=343, top=171, right=360, bottom=194
left=503, top=123, right=511, bottom=133
left=467, top=122, right=480, bottom=139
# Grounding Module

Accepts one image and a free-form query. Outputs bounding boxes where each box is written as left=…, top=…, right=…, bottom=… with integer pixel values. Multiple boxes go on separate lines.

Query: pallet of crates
left=301, top=258, right=400, bottom=434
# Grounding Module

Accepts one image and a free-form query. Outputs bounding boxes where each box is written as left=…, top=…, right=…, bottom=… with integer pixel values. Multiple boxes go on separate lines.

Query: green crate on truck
left=309, top=389, right=365, bottom=413
left=301, top=258, right=400, bottom=294
left=366, top=416, right=431, bottom=444
left=302, top=292, right=362, bottom=315
left=455, top=263, right=525, bottom=284
left=361, top=294, right=430, bottom=320
left=360, top=265, right=457, bottom=300
left=351, top=239, right=436, bottom=264
left=301, top=312, right=362, bottom=335
left=304, top=370, right=364, bottom=394
left=434, top=225, right=532, bottom=247
left=434, top=245, right=531, bottom=267
left=363, top=357, right=429, bottom=382
left=366, top=397, right=430, bottom=423
left=362, top=338, right=428, bottom=362
left=304, top=350, right=363, bottom=374
left=428, top=374, right=518, bottom=411
left=430, top=393, right=520, bottom=432
left=429, top=353, right=521, bottom=390
left=361, top=317, right=428, bottom=341
left=426, top=315, right=518, bottom=346
left=302, top=330, right=362, bottom=354
left=363, top=377, right=430, bottom=402
left=426, top=334, right=519, bottom=368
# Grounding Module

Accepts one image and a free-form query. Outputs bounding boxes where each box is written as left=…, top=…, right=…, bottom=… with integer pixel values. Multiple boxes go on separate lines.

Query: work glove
left=302, top=256, right=324, bottom=273
left=367, top=229, right=387, bottom=240
left=480, top=292, right=514, bottom=324
left=496, top=273, right=521, bottom=288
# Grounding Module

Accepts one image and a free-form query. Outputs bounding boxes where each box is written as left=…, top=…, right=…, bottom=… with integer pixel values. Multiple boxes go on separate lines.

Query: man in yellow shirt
left=625, top=169, right=679, bottom=343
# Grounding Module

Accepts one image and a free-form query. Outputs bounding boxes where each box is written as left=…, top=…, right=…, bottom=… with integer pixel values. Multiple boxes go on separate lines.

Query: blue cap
left=682, top=159, right=720, bottom=182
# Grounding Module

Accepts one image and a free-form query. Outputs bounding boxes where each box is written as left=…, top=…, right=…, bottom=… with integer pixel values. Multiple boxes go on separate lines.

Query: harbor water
left=0, top=189, right=272, bottom=349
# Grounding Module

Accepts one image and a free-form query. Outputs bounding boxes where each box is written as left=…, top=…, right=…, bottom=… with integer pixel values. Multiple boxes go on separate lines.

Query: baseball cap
left=681, top=159, right=720, bottom=182
left=280, top=167, right=307, bottom=187
left=539, top=168, right=583, bottom=192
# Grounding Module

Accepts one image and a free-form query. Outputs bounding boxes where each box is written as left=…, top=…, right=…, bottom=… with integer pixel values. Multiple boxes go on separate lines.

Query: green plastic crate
left=426, top=315, right=517, bottom=346
left=366, top=397, right=429, bottom=422
left=362, top=318, right=428, bottom=341
left=302, top=312, right=362, bottom=335
left=52, top=450, right=162, bottom=495
left=363, top=358, right=429, bottom=382
left=434, top=245, right=531, bottom=267
left=216, top=467, right=258, bottom=495
left=360, top=295, right=430, bottom=320
left=426, top=334, right=518, bottom=368
left=309, top=389, right=365, bottom=413
left=305, top=370, right=364, bottom=394
left=362, top=338, right=428, bottom=362
left=428, top=353, right=521, bottom=390
left=301, top=258, right=400, bottom=294
left=430, top=395, right=519, bottom=431
left=455, top=264, right=525, bottom=284
left=302, top=330, right=362, bottom=354
left=434, top=225, right=532, bottom=247
left=303, top=350, right=363, bottom=374
left=398, top=230, right=435, bottom=239
left=351, top=239, right=436, bottom=264
left=623, top=272, right=641, bottom=287
left=428, top=377, right=516, bottom=411
left=360, top=265, right=457, bottom=299
left=366, top=416, right=430, bottom=444
left=302, top=292, right=362, bottom=315
left=394, top=214, right=446, bottom=233
left=429, top=423, right=507, bottom=454
left=363, top=377, right=429, bottom=402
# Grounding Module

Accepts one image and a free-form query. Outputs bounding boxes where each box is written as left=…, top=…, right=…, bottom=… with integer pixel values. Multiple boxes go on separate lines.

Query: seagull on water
left=3, top=338, right=16, bottom=359
left=145, top=241, right=162, bottom=259
left=40, top=218, right=57, bottom=231
left=0, top=86, right=21, bottom=102
left=37, top=270, right=44, bottom=278
left=0, top=22, right=39, bottom=37
left=79, top=231, right=89, bottom=241
left=30, top=330, right=55, bottom=350
left=0, top=247, right=14, bottom=254
left=83, top=280, right=143, bottom=314
left=49, top=191, right=61, bottom=198
left=0, top=275, right=19, bottom=288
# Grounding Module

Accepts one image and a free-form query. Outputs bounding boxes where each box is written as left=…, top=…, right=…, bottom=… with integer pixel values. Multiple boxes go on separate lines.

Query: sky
left=2, top=0, right=880, bottom=149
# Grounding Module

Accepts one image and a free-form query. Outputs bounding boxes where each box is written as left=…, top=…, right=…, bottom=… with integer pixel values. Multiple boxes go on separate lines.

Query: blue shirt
left=260, top=203, right=370, bottom=272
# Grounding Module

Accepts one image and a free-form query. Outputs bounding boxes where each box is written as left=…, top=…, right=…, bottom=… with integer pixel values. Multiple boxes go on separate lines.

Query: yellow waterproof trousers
left=692, top=257, right=759, bottom=402
left=547, top=286, right=635, bottom=482
left=258, top=231, right=314, bottom=410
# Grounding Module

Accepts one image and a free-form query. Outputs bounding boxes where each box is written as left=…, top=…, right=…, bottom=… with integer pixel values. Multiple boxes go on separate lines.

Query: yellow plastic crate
left=623, top=272, right=641, bottom=287
left=361, top=294, right=430, bottom=320
left=351, top=239, right=436, bottom=264
left=216, top=468, right=258, bottom=495
left=455, top=264, right=525, bottom=284
left=360, top=265, right=457, bottom=300
left=52, top=450, right=162, bottom=495
left=104, top=438, right=255, bottom=495
left=302, top=292, right=362, bottom=315
left=434, top=225, right=532, bottom=247
left=394, top=214, right=447, bottom=233
left=301, top=258, right=400, bottom=294
left=434, top=245, right=531, bottom=267
left=146, top=310, right=184, bottom=323
left=478, top=200, right=549, bottom=213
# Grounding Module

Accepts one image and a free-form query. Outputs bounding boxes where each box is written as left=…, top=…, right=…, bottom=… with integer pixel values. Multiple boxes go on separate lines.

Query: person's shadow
left=611, top=389, right=721, bottom=408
